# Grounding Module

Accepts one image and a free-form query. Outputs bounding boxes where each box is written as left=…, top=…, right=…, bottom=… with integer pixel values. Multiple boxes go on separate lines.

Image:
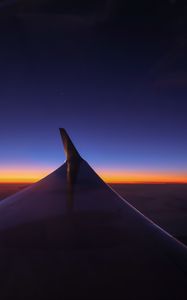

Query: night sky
left=0, top=0, right=187, bottom=183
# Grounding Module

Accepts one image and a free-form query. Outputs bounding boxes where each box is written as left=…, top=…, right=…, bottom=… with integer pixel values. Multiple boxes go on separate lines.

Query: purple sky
left=0, top=1, right=187, bottom=182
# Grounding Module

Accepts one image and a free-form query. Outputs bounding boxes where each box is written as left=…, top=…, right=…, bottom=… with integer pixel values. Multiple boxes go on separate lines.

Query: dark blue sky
left=0, top=0, right=187, bottom=182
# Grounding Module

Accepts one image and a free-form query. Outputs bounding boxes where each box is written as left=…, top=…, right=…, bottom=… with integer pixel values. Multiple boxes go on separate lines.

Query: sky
left=0, top=0, right=187, bottom=183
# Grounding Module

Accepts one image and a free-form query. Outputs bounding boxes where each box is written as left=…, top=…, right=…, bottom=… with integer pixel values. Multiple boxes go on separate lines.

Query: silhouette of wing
left=0, top=129, right=186, bottom=300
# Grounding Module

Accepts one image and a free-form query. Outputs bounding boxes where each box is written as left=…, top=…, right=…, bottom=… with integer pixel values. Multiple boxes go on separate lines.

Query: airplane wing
left=0, top=129, right=186, bottom=300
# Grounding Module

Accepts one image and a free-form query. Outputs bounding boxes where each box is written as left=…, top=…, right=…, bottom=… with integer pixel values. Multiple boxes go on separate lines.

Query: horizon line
left=0, top=167, right=187, bottom=185
left=0, top=180, right=187, bottom=185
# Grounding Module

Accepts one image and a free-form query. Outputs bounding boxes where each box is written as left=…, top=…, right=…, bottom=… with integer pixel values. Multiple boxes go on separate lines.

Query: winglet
left=59, top=128, right=81, bottom=161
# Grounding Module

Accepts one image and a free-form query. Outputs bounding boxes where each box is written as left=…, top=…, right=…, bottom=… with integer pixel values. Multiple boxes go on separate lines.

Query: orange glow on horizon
left=0, top=166, right=53, bottom=184
left=97, top=168, right=187, bottom=184
left=0, top=166, right=187, bottom=184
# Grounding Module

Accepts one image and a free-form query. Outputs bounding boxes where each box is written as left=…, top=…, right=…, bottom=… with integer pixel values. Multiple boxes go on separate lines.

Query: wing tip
left=59, top=128, right=81, bottom=161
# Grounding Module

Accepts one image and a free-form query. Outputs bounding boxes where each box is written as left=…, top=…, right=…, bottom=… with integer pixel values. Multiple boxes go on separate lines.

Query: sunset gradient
left=1, top=166, right=187, bottom=184
left=0, top=166, right=53, bottom=184
left=97, top=168, right=187, bottom=184
left=1, top=3, right=187, bottom=186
